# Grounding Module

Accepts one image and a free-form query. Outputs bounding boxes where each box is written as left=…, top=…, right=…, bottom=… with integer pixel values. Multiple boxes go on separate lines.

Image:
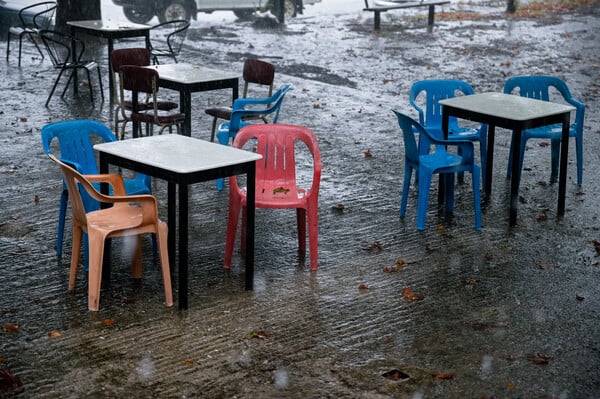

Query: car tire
left=158, top=1, right=191, bottom=23
left=269, top=0, right=297, bottom=19
left=123, top=7, right=155, bottom=24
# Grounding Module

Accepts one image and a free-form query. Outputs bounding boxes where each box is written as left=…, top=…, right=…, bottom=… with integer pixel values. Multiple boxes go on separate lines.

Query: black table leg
left=558, top=113, right=570, bottom=216
left=509, top=129, right=522, bottom=226
left=180, top=90, right=192, bottom=137
left=178, top=183, right=189, bottom=309
left=245, top=163, right=256, bottom=290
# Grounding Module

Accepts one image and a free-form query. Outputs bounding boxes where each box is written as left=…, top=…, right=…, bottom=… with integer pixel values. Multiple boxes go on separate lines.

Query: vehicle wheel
left=270, top=0, right=297, bottom=19
left=123, top=7, right=154, bottom=24
left=158, top=1, right=191, bottom=23
left=233, top=10, right=254, bottom=20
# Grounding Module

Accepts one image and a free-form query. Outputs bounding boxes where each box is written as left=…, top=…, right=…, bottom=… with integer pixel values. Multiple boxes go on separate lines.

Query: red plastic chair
left=224, top=124, right=322, bottom=271
left=47, top=154, right=173, bottom=311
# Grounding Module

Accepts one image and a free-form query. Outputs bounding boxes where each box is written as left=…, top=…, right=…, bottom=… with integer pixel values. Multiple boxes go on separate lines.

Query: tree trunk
left=55, top=0, right=101, bottom=33
left=506, top=0, right=517, bottom=13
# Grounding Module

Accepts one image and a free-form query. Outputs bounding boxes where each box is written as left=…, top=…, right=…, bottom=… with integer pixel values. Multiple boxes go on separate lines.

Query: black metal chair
left=6, top=1, right=56, bottom=67
left=39, top=29, right=104, bottom=107
left=148, top=20, right=190, bottom=64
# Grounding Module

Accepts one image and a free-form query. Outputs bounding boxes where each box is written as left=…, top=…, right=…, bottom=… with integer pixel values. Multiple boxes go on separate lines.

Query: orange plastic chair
left=224, top=124, right=322, bottom=271
left=47, top=154, right=173, bottom=311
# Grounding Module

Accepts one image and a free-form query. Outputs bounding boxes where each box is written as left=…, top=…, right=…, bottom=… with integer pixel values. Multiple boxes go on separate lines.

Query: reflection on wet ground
left=1, top=0, right=599, bottom=397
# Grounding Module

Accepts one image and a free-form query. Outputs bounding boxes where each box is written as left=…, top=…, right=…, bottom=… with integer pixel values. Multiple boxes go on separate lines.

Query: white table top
left=67, top=19, right=150, bottom=32
left=439, top=92, right=575, bottom=121
left=94, top=135, right=261, bottom=174
left=145, top=63, right=239, bottom=85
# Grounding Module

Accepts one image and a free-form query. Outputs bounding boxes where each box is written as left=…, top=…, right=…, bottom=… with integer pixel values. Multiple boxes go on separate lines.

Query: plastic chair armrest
left=83, top=173, right=127, bottom=196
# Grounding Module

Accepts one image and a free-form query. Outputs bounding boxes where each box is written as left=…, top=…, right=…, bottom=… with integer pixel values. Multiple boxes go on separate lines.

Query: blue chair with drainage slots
left=41, top=120, right=152, bottom=263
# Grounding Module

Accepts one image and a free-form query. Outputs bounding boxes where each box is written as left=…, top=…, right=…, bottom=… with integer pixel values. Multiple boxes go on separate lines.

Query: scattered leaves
left=272, top=187, right=290, bottom=195
left=183, top=359, right=194, bottom=366
left=363, top=149, right=373, bottom=158
left=364, top=241, right=383, bottom=253
left=539, top=141, right=550, bottom=147
left=537, top=262, right=552, bottom=270
left=384, top=258, right=407, bottom=273
left=402, top=287, right=424, bottom=301
left=435, top=225, right=445, bottom=231
left=34, top=195, right=40, bottom=203
left=382, top=369, right=410, bottom=381
left=382, top=78, right=391, bottom=85
left=432, top=372, right=454, bottom=379
left=332, top=203, right=345, bottom=211
left=102, top=319, right=117, bottom=327
left=47, top=331, right=61, bottom=338
left=19, top=117, right=28, bottom=123
left=2, top=324, right=19, bottom=333
left=313, top=103, right=321, bottom=109
left=358, top=284, right=370, bottom=290
left=460, top=278, right=477, bottom=286
left=249, top=330, right=271, bottom=340
left=527, top=353, right=552, bottom=365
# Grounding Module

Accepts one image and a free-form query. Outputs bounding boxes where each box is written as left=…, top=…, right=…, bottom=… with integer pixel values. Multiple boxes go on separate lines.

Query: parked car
left=111, top=0, right=321, bottom=24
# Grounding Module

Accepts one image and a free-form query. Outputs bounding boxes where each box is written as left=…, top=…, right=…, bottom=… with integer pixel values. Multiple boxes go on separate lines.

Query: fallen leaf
left=272, top=187, right=290, bottom=195
left=19, top=117, right=28, bottom=123
left=460, top=278, right=477, bottom=286
left=102, top=319, right=117, bottom=327
left=34, top=195, right=40, bottom=203
left=576, top=294, right=585, bottom=301
left=249, top=330, right=271, bottom=340
left=591, top=240, right=600, bottom=256
left=183, top=359, right=194, bottom=366
left=402, top=287, right=424, bottom=301
left=2, top=324, right=19, bottom=333
left=382, top=369, right=410, bottom=381
left=48, top=331, right=61, bottom=338
left=363, top=149, right=373, bottom=158
left=382, top=78, right=391, bottom=84
left=358, top=284, right=370, bottom=290
left=313, top=103, right=321, bottom=109
left=537, top=262, right=552, bottom=270
left=364, top=241, right=383, bottom=253
left=395, top=258, right=406, bottom=266
left=332, top=203, right=345, bottom=211
left=432, top=372, right=454, bottom=379
left=527, top=353, right=552, bottom=365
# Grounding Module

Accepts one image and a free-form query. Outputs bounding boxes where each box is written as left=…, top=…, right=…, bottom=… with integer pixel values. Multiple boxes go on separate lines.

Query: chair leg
left=69, top=224, right=83, bottom=291
left=130, top=236, right=143, bottom=279
left=576, top=135, right=583, bottom=187
left=157, top=221, right=173, bottom=307
left=5, top=31, right=10, bottom=62
left=296, top=208, right=306, bottom=254
left=307, top=205, right=319, bottom=271
left=96, top=66, right=104, bottom=102
left=400, top=166, right=413, bottom=218
left=56, top=189, right=69, bottom=256
left=209, top=117, right=218, bottom=142
left=46, top=68, right=67, bottom=107
left=224, top=192, right=242, bottom=269
left=416, top=170, right=433, bottom=230
left=472, top=165, right=482, bottom=230
left=87, top=231, right=106, bottom=311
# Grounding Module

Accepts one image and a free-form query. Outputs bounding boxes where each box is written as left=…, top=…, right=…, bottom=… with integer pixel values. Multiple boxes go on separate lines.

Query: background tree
left=55, top=0, right=101, bottom=32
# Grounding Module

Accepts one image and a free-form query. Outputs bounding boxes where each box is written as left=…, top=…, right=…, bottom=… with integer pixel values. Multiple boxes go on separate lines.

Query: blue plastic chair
left=214, top=83, right=293, bottom=190
left=409, top=79, right=488, bottom=187
left=41, top=120, right=152, bottom=259
left=393, top=110, right=482, bottom=231
left=503, top=76, right=585, bottom=186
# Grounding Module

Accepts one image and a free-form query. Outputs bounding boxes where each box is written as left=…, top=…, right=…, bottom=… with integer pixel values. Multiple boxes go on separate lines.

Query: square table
left=144, top=63, right=240, bottom=137
left=67, top=19, right=151, bottom=103
left=439, top=92, right=575, bottom=226
left=94, top=135, right=262, bottom=310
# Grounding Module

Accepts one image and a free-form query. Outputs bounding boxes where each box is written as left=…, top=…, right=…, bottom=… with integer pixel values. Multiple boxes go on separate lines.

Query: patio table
left=143, top=63, right=239, bottom=137
left=67, top=19, right=151, bottom=103
left=94, top=135, right=262, bottom=310
left=439, top=92, right=575, bottom=226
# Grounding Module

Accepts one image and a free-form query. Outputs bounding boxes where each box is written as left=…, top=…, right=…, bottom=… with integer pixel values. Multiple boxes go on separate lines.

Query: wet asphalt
left=1, top=1, right=599, bottom=398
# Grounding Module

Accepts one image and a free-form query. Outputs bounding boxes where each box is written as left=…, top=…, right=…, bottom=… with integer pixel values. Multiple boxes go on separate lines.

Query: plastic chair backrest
left=242, top=59, right=275, bottom=97
left=229, top=83, right=293, bottom=133
left=49, top=155, right=91, bottom=230
left=409, top=79, right=475, bottom=137
left=41, top=120, right=117, bottom=210
left=503, top=75, right=584, bottom=128
left=233, top=123, right=322, bottom=196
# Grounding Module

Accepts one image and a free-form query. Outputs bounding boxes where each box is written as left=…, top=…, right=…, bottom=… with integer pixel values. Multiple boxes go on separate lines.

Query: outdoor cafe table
left=439, top=92, right=575, bottom=227
left=94, top=135, right=262, bottom=310
left=67, top=19, right=151, bottom=103
left=144, top=63, right=240, bottom=137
